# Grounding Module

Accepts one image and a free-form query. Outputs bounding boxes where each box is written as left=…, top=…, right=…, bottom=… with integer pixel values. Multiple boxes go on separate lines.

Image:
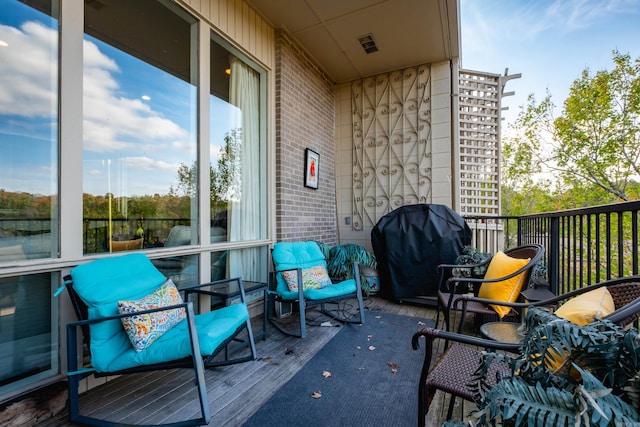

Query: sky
left=460, top=0, right=640, bottom=133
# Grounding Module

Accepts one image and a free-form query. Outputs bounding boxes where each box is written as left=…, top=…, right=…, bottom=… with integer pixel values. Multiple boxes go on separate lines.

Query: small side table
left=480, top=321, right=525, bottom=344
left=521, top=278, right=557, bottom=315
left=521, top=278, right=556, bottom=304
left=185, top=279, right=267, bottom=342
left=209, top=280, right=268, bottom=342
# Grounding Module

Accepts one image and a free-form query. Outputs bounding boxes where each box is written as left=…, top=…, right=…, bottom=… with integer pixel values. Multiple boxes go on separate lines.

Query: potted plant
left=447, top=307, right=640, bottom=426
left=314, top=242, right=378, bottom=295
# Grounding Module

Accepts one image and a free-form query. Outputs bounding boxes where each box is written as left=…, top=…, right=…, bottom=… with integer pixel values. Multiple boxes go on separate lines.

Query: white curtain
left=228, top=56, right=261, bottom=280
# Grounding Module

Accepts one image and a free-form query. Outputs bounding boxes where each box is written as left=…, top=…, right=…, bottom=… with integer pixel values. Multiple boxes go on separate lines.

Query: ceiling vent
left=357, top=33, right=378, bottom=54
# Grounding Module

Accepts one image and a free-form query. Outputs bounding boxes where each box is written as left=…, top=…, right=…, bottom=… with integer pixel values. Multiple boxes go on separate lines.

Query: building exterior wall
left=335, top=61, right=454, bottom=251
left=183, top=0, right=275, bottom=71
left=274, top=30, right=338, bottom=245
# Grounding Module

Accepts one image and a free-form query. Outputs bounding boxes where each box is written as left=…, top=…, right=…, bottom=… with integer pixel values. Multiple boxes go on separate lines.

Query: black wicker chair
left=436, top=244, right=545, bottom=333
left=414, top=275, right=640, bottom=426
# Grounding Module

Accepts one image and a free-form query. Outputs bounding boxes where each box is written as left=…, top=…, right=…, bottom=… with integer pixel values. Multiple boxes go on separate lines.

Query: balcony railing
left=465, top=200, right=640, bottom=296
left=2, top=201, right=639, bottom=293
left=82, top=218, right=190, bottom=253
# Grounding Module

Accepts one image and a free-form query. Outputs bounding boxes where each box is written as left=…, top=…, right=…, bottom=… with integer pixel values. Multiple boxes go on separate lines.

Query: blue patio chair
left=59, top=253, right=257, bottom=427
left=268, top=241, right=365, bottom=338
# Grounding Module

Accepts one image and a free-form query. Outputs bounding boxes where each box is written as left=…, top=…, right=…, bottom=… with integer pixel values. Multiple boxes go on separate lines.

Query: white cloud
left=0, top=21, right=58, bottom=117
left=0, top=19, right=193, bottom=155
left=82, top=38, right=192, bottom=154
left=462, top=0, right=640, bottom=56
left=0, top=17, right=198, bottom=196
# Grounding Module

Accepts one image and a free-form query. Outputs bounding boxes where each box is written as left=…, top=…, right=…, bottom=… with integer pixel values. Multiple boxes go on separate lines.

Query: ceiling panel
left=246, top=0, right=459, bottom=82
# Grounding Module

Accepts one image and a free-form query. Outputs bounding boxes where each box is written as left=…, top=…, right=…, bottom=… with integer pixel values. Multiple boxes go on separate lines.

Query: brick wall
left=275, top=29, right=338, bottom=245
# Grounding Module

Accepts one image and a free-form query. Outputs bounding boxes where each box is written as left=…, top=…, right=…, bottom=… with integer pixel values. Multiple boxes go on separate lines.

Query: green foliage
left=466, top=307, right=640, bottom=427
left=452, top=246, right=493, bottom=278
left=171, top=129, right=242, bottom=210
left=314, top=242, right=377, bottom=295
left=503, top=50, right=640, bottom=204
left=0, top=189, right=52, bottom=218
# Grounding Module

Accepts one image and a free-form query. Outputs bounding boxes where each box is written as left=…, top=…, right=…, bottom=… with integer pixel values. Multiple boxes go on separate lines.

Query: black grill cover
left=371, top=204, right=471, bottom=299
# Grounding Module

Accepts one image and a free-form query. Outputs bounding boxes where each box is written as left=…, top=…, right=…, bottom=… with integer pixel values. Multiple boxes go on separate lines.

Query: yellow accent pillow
left=477, top=251, right=530, bottom=318
left=554, top=287, right=615, bottom=326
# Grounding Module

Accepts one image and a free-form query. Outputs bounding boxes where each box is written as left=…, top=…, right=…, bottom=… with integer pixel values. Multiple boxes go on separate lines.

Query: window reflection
left=210, top=37, right=267, bottom=286
left=0, top=1, right=58, bottom=261
left=0, top=272, right=57, bottom=392
left=82, top=0, right=198, bottom=254
left=153, top=254, right=199, bottom=289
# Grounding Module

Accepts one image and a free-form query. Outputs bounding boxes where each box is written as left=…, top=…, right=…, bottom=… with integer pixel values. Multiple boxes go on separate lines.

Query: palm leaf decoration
left=465, top=307, right=640, bottom=426
left=313, top=241, right=377, bottom=295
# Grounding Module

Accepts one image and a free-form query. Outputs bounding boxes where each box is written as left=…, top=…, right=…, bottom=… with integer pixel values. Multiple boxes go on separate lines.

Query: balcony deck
left=37, top=296, right=468, bottom=427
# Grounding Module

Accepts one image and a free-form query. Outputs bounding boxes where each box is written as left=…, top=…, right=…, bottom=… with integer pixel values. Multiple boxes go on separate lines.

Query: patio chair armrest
left=606, top=295, right=640, bottom=326
left=67, top=302, right=192, bottom=328
left=411, top=327, right=521, bottom=388
left=436, top=259, right=492, bottom=274
left=412, top=327, right=522, bottom=352
left=453, top=294, right=529, bottom=310
left=455, top=278, right=617, bottom=312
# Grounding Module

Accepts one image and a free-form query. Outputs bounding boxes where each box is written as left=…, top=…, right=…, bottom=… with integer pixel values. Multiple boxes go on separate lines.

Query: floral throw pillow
left=118, top=279, right=186, bottom=352
left=281, top=265, right=332, bottom=292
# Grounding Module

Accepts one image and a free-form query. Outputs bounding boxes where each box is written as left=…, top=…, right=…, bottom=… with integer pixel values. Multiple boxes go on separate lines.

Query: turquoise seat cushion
left=104, top=304, right=249, bottom=372
left=272, top=241, right=356, bottom=300
left=70, top=253, right=249, bottom=372
left=302, top=278, right=356, bottom=300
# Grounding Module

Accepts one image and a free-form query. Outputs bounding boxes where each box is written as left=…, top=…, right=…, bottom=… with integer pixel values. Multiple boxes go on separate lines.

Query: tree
left=170, top=128, right=242, bottom=211
left=503, top=51, right=640, bottom=202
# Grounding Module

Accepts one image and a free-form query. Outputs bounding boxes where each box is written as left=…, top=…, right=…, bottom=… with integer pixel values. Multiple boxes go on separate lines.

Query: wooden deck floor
left=37, top=296, right=470, bottom=427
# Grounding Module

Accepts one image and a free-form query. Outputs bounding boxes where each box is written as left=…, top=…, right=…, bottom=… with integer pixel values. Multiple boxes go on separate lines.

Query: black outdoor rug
left=243, top=311, right=433, bottom=427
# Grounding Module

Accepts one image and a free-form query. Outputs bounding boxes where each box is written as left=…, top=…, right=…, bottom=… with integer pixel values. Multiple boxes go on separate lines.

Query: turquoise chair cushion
left=272, top=241, right=357, bottom=300
left=70, top=253, right=249, bottom=372
left=303, top=279, right=357, bottom=300
left=105, top=304, right=248, bottom=372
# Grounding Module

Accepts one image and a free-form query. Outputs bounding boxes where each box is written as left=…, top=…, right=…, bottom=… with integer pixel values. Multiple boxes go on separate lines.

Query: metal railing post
left=548, top=216, right=560, bottom=294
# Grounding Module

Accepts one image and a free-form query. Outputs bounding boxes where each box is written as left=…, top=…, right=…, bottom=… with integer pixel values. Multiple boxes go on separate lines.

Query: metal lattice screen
left=458, top=70, right=500, bottom=216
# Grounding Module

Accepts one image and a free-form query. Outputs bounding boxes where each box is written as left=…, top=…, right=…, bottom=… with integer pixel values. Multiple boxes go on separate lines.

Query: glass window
left=0, top=272, right=58, bottom=396
left=152, top=253, right=199, bottom=289
left=0, top=1, right=59, bottom=261
left=82, top=0, right=198, bottom=254
left=209, top=36, right=268, bottom=287
left=209, top=36, right=268, bottom=246
left=208, top=247, right=268, bottom=284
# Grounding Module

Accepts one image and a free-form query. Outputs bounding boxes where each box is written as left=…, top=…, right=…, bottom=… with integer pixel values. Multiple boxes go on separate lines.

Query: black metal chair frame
left=267, top=261, right=365, bottom=338
left=63, top=274, right=257, bottom=427
left=436, top=244, right=545, bottom=333
left=413, top=275, right=640, bottom=426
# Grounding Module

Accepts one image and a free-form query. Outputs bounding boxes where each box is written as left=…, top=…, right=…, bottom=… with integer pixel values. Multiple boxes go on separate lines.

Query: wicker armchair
left=436, top=244, right=545, bottom=333
left=414, top=275, right=640, bottom=426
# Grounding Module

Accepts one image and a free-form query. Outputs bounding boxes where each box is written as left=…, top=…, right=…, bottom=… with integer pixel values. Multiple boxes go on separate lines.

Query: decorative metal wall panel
left=351, top=65, right=432, bottom=230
